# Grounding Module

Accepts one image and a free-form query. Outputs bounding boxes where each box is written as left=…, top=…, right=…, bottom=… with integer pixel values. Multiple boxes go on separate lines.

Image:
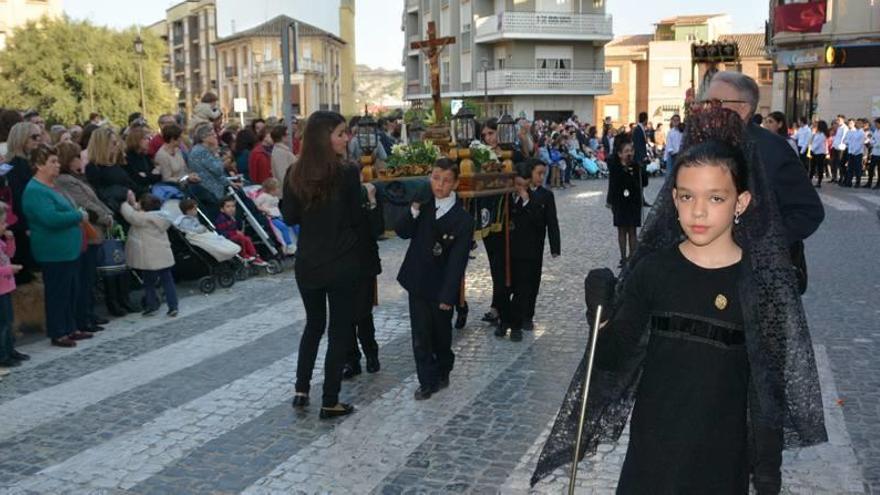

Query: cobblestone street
left=0, top=178, right=876, bottom=494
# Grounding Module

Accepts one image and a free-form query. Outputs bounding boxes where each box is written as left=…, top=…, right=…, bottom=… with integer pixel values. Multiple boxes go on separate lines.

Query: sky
left=64, top=0, right=770, bottom=71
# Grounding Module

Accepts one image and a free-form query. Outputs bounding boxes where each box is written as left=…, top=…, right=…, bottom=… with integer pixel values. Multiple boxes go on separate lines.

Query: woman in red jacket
left=247, top=128, right=273, bottom=184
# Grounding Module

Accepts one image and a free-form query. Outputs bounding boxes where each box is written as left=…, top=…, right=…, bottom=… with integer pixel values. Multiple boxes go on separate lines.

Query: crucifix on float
left=410, top=21, right=456, bottom=124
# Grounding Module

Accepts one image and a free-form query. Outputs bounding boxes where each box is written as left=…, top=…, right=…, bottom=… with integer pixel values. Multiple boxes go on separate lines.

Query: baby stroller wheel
left=198, top=276, right=217, bottom=294
left=217, top=271, right=236, bottom=289
left=266, top=259, right=283, bottom=275
left=234, top=265, right=249, bottom=282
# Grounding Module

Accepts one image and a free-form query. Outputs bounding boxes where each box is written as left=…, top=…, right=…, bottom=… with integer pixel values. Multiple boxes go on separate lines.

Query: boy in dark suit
left=496, top=160, right=546, bottom=342
left=396, top=159, right=474, bottom=400
left=523, top=159, right=561, bottom=331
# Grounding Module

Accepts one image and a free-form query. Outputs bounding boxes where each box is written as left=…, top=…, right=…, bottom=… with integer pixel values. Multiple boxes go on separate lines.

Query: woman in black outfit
left=608, top=134, right=648, bottom=266
left=281, top=111, right=361, bottom=420
left=124, top=126, right=161, bottom=195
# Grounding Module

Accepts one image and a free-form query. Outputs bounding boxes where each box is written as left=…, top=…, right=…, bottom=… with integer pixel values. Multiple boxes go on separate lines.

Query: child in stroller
left=253, top=178, right=297, bottom=256
left=215, top=196, right=269, bottom=267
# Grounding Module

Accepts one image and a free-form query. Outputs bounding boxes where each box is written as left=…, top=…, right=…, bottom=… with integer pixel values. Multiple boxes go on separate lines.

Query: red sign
left=774, top=1, right=827, bottom=34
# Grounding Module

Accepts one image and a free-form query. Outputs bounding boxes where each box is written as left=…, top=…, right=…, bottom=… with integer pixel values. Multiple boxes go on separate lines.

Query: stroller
left=160, top=198, right=245, bottom=294
left=220, top=176, right=286, bottom=275
left=242, top=184, right=298, bottom=256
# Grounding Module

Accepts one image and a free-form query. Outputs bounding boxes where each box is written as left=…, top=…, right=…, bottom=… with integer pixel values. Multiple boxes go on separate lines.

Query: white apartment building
left=402, top=0, right=613, bottom=122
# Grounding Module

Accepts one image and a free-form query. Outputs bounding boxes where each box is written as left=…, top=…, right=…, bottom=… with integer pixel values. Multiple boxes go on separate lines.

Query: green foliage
left=0, top=16, right=175, bottom=126
left=385, top=140, right=441, bottom=168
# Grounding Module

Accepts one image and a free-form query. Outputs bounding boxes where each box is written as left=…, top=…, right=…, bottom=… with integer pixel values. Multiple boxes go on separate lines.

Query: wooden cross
left=411, top=21, right=455, bottom=124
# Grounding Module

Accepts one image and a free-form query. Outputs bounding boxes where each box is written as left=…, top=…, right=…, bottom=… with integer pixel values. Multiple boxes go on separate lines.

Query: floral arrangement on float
left=379, top=140, right=442, bottom=178
left=467, top=141, right=505, bottom=173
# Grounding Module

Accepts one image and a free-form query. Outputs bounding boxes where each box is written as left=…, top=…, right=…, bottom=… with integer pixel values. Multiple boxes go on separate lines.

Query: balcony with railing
left=475, top=68, right=611, bottom=95
left=475, top=12, right=613, bottom=43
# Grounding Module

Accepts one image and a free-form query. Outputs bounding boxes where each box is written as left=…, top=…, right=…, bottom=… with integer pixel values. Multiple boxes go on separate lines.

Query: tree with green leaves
left=0, top=16, right=175, bottom=127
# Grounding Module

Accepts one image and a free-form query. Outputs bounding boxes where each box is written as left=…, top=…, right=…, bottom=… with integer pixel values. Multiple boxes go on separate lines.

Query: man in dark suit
left=525, top=159, right=561, bottom=330
left=396, top=159, right=474, bottom=401
left=632, top=112, right=649, bottom=166
left=703, top=71, right=825, bottom=495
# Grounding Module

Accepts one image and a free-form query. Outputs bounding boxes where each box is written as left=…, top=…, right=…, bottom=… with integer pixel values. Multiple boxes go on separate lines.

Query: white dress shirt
left=663, top=127, right=682, bottom=161
left=845, top=128, right=866, bottom=155
left=832, top=125, right=848, bottom=151
left=796, top=125, right=812, bottom=154
left=810, top=132, right=827, bottom=155
left=413, top=192, right=457, bottom=219
left=871, top=130, right=880, bottom=157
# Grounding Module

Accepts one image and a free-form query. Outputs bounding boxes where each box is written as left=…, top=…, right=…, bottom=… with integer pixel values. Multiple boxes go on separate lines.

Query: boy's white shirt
left=411, top=191, right=457, bottom=219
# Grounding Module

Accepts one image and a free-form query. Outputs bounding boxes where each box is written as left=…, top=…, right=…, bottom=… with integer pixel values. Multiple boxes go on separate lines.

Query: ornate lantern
left=497, top=114, right=516, bottom=150
left=452, top=106, right=476, bottom=146
left=357, top=112, right=379, bottom=182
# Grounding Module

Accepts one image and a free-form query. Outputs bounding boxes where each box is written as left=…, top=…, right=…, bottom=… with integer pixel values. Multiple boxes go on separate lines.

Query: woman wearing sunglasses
left=5, top=121, right=44, bottom=284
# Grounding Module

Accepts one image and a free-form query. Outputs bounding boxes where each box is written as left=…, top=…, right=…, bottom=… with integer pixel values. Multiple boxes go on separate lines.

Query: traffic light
left=824, top=43, right=880, bottom=68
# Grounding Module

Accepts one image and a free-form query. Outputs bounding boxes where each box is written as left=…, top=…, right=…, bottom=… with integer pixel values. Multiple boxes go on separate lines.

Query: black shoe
left=167, top=309, right=178, bottom=317
left=510, top=328, right=523, bottom=342
left=365, top=355, right=380, bottom=373
left=481, top=311, right=499, bottom=323
left=642, top=201, right=652, bottom=207
left=494, top=324, right=507, bottom=338
left=291, top=394, right=309, bottom=408
left=93, top=317, right=110, bottom=325
left=120, top=301, right=137, bottom=313
left=438, top=376, right=449, bottom=390
left=454, top=303, right=468, bottom=330
left=107, top=304, right=126, bottom=317
left=319, top=403, right=355, bottom=419
left=342, top=362, right=362, bottom=379
left=10, top=350, right=30, bottom=361
left=522, top=319, right=535, bottom=332
left=142, top=307, right=159, bottom=317
left=0, top=358, right=21, bottom=367
left=414, top=385, right=438, bottom=401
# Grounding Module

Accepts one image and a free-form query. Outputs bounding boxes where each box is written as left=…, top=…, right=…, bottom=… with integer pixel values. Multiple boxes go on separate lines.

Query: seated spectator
left=248, top=128, right=273, bottom=184
left=175, top=198, right=207, bottom=234
left=188, top=123, right=228, bottom=205
left=154, top=123, right=196, bottom=184
left=214, top=195, right=268, bottom=266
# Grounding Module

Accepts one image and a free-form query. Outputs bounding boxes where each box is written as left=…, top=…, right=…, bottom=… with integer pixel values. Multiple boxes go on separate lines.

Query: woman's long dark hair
left=768, top=111, right=789, bottom=137
left=289, top=111, right=347, bottom=209
left=816, top=120, right=829, bottom=138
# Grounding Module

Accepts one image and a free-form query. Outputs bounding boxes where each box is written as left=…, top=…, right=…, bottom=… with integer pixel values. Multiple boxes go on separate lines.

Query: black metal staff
left=569, top=304, right=604, bottom=494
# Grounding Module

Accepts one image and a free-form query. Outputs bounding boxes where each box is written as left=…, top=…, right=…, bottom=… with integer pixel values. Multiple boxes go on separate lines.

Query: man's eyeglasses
left=696, top=98, right=749, bottom=109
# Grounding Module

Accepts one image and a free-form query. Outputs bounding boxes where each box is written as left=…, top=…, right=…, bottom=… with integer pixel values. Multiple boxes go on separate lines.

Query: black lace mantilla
left=531, top=108, right=828, bottom=486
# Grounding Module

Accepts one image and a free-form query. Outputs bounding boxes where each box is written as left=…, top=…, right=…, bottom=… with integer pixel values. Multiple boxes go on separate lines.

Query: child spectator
left=120, top=192, right=179, bottom=317
left=396, top=158, right=474, bottom=401
left=0, top=201, right=26, bottom=371
left=175, top=198, right=207, bottom=234
left=215, top=195, right=268, bottom=266
left=255, top=178, right=296, bottom=255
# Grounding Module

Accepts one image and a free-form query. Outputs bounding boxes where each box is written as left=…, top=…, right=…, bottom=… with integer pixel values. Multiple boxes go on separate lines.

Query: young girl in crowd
left=607, top=134, right=648, bottom=267
left=532, top=108, right=827, bottom=494
left=121, top=192, right=179, bottom=317
left=255, top=178, right=297, bottom=255
left=0, top=202, right=26, bottom=372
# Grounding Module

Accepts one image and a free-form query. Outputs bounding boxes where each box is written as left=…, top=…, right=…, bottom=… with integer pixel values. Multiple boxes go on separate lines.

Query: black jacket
left=633, top=124, right=648, bottom=165
left=281, top=164, right=362, bottom=289
left=357, top=190, right=384, bottom=279
left=396, top=198, right=474, bottom=306
left=746, top=123, right=824, bottom=244
left=608, top=155, right=648, bottom=209
left=7, top=156, right=32, bottom=229
left=528, top=186, right=561, bottom=257
left=510, top=192, right=544, bottom=260
left=125, top=151, right=161, bottom=195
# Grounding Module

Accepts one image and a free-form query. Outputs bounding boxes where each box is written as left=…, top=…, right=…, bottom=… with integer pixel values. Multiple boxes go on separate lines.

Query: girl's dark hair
left=0, top=109, right=23, bottom=142
left=80, top=123, right=99, bottom=149
left=816, top=120, right=829, bottom=137
left=220, top=130, right=236, bottom=148
left=234, top=128, right=257, bottom=155
left=768, top=111, right=789, bottom=137
left=674, top=139, right=749, bottom=194
left=179, top=198, right=197, bottom=213
left=289, top=111, right=347, bottom=209
left=614, top=133, right=633, bottom=156
left=139, top=193, right=162, bottom=212
left=161, top=124, right=183, bottom=143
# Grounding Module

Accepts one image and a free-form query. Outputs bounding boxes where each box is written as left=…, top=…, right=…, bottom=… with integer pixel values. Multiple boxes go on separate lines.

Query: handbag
left=96, top=224, right=127, bottom=273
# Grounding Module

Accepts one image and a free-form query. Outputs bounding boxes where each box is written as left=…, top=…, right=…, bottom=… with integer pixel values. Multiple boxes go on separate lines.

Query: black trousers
left=408, top=294, right=454, bottom=389
left=41, top=259, right=79, bottom=339
left=348, top=276, right=378, bottom=364
left=502, top=257, right=542, bottom=330
left=799, top=152, right=810, bottom=173
left=809, top=154, right=825, bottom=185
left=483, top=232, right=507, bottom=311
left=867, top=155, right=880, bottom=187
left=830, top=149, right=845, bottom=182
left=75, top=245, right=99, bottom=329
left=295, top=276, right=355, bottom=407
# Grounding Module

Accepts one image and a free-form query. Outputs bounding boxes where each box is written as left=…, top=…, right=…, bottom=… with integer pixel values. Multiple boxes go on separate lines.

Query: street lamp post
left=481, top=58, right=489, bottom=117
left=84, top=62, right=95, bottom=115
left=133, top=34, right=147, bottom=117
left=253, top=50, right=263, bottom=118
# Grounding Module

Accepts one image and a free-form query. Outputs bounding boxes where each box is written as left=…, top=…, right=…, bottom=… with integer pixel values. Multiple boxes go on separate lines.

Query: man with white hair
left=701, top=71, right=825, bottom=495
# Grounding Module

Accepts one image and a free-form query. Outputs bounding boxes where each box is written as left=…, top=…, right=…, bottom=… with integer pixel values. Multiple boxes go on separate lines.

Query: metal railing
left=475, top=69, right=611, bottom=93
left=475, top=12, right=613, bottom=41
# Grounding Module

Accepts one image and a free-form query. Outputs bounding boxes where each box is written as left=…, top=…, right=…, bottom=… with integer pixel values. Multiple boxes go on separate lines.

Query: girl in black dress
left=607, top=134, right=648, bottom=266
left=532, top=108, right=827, bottom=494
